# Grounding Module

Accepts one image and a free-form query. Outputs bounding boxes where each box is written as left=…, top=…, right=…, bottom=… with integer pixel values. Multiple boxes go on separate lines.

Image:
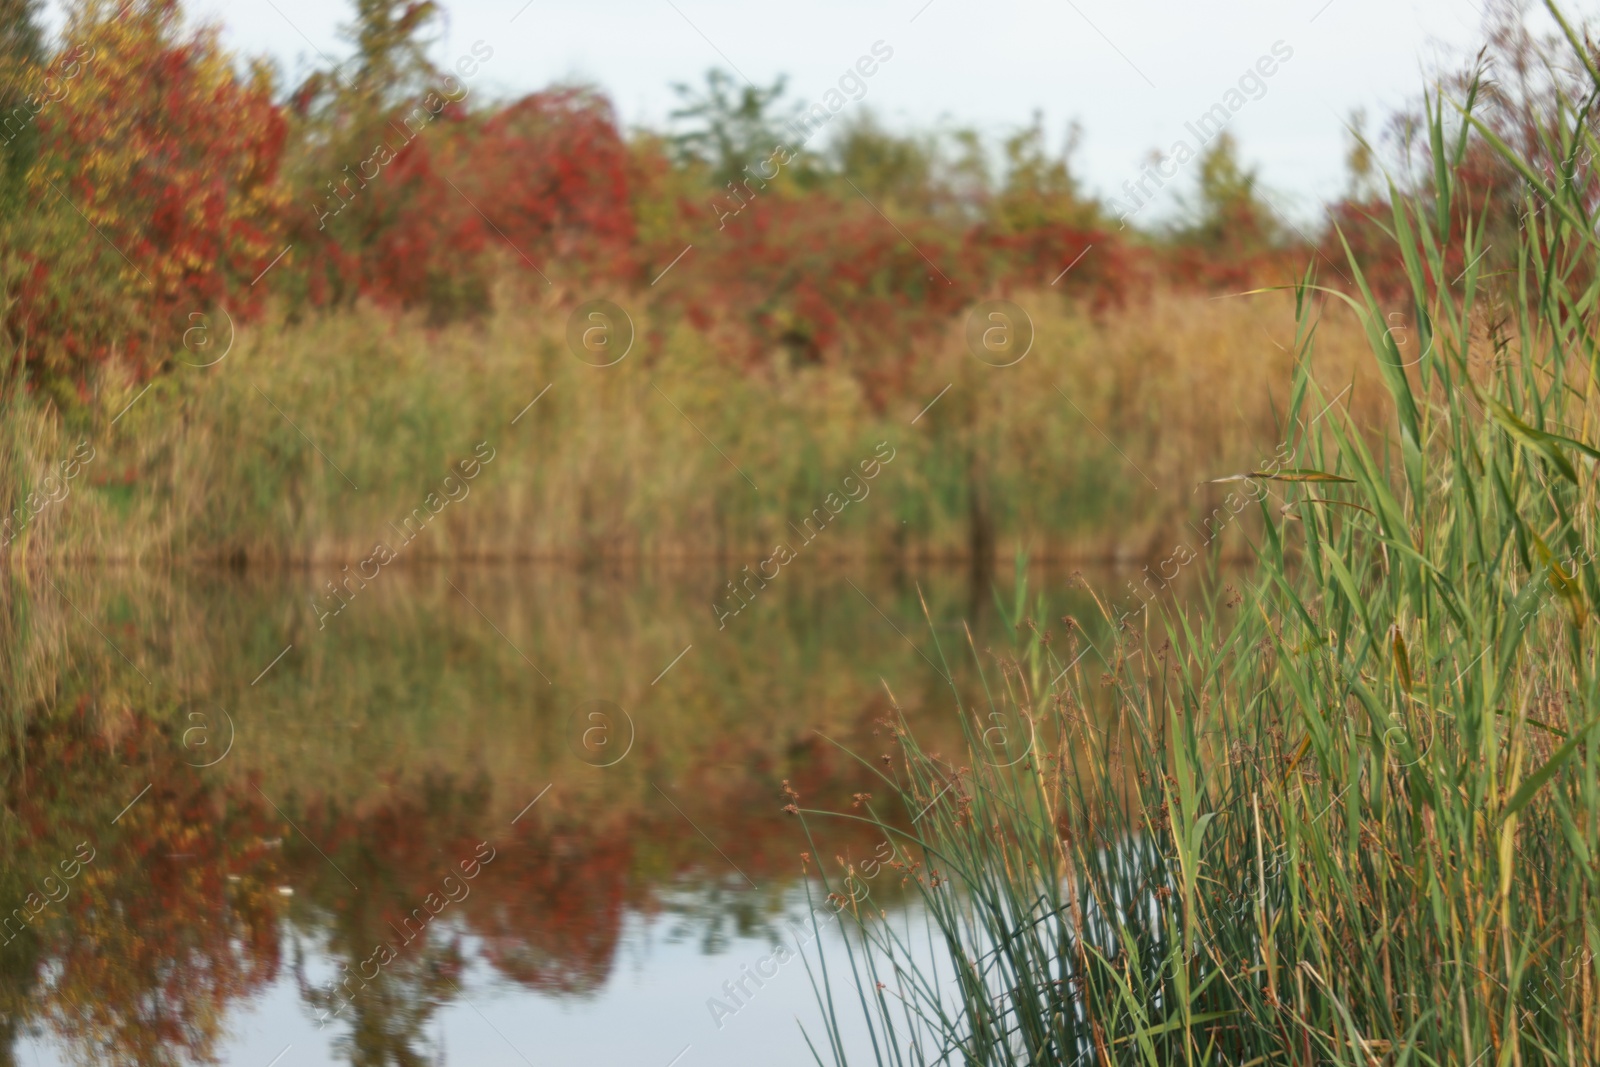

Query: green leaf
left=1528, top=524, right=1589, bottom=629
left=1391, top=626, right=1413, bottom=693
left=1503, top=712, right=1600, bottom=818
left=1208, top=468, right=1356, bottom=484
left=1481, top=391, right=1598, bottom=484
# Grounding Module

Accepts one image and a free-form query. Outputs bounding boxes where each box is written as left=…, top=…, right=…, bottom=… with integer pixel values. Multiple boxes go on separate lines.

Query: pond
left=1, top=561, right=1135, bottom=1066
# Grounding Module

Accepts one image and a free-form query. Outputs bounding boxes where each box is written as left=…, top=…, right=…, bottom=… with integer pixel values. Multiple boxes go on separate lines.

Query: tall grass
left=801, top=13, right=1600, bottom=1064
left=11, top=284, right=1379, bottom=566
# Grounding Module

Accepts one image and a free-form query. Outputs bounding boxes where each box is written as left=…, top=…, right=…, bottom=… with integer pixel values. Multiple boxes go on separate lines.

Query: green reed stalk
left=802, top=8, right=1600, bottom=1063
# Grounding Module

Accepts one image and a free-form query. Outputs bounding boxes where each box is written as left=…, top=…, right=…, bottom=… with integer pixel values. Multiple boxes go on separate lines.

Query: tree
left=279, top=0, right=486, bottom=318
left=0, top=0, right=44, bottom=219
left=3, top=0, right=287, bottom=393
left=1174, top=132, right=1280, bottom=256
left=669, top=69, right=795, bottom=185
left=1343, top=108, right=1381, bottom=202
left=288, top=0, right=442, bottom=139
left=0, top=0, right=45, bottom=383
left=993, top=113, right=1099, bottom=231
left=341, top=0, right=439, bottom=108
left=829, top=111, right=936, bottom=211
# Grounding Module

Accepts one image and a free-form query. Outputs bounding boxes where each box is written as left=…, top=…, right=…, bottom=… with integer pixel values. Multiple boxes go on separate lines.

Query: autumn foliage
left=1, top=0, right=286, bottom=387
left=0, top=0, right=1429, bottom=407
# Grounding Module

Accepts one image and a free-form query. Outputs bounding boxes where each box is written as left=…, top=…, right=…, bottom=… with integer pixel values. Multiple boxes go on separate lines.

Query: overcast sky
left=47, top=0, right=1512, bottom=221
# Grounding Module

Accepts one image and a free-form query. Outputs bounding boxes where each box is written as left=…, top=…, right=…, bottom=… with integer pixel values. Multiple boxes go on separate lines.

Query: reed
left=5, top=282, right=1379, bottom=567
left=800, top=11, right=1600, bottom=1063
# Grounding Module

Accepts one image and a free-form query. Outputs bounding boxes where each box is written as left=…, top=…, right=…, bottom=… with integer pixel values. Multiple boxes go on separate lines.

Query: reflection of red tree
left=464, top=822, right=633, bottom=995
left=272, top=776, right=490, bottom=1065
left=460, top=793, right=892, bottom=998
left=0, top=708, right=284, bottom=1065
left=274, top=773, right=491, bottom=932
left=0, top=696, right=932, bottom=1064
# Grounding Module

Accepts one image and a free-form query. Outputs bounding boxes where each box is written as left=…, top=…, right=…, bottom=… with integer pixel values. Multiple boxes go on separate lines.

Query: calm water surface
left=1, top=562, right=1130, bottom=1066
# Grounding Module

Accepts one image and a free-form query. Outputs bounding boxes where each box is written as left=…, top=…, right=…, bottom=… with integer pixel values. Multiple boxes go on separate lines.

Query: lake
left=1, top=561, right=1132, bottom=1066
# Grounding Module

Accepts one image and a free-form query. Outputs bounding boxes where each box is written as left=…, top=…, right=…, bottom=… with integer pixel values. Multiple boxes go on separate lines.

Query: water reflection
left=0, top=563, right=1130, bottom=1065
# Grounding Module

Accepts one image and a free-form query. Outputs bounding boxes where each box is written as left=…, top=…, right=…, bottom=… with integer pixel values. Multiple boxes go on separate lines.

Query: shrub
left=3, top=0, right=286, bottom=389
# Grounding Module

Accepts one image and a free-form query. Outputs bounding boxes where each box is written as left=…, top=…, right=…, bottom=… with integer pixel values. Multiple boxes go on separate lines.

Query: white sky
left=46, top=0, right=1511, bottom=222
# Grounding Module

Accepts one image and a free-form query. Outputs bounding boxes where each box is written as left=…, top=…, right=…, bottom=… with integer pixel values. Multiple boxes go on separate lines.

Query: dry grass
left=5, top=283, right=1381, bottom=566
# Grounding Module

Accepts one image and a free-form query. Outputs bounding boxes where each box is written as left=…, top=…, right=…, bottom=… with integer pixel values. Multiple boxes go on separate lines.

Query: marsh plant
left=800, top=6, right=1600, bottom=1063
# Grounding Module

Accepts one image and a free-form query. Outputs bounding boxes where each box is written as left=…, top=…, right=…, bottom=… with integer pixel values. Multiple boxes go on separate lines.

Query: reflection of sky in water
left=20, top=891, right=939, bottom=1066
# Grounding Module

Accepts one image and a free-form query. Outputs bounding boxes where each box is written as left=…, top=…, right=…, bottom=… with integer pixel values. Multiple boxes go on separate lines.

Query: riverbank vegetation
left=15, top=286, right=1381, bottom=565
left=0, top=0, right=1458, bottom=567
left=802, top=5, right=1600, bottom=1063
